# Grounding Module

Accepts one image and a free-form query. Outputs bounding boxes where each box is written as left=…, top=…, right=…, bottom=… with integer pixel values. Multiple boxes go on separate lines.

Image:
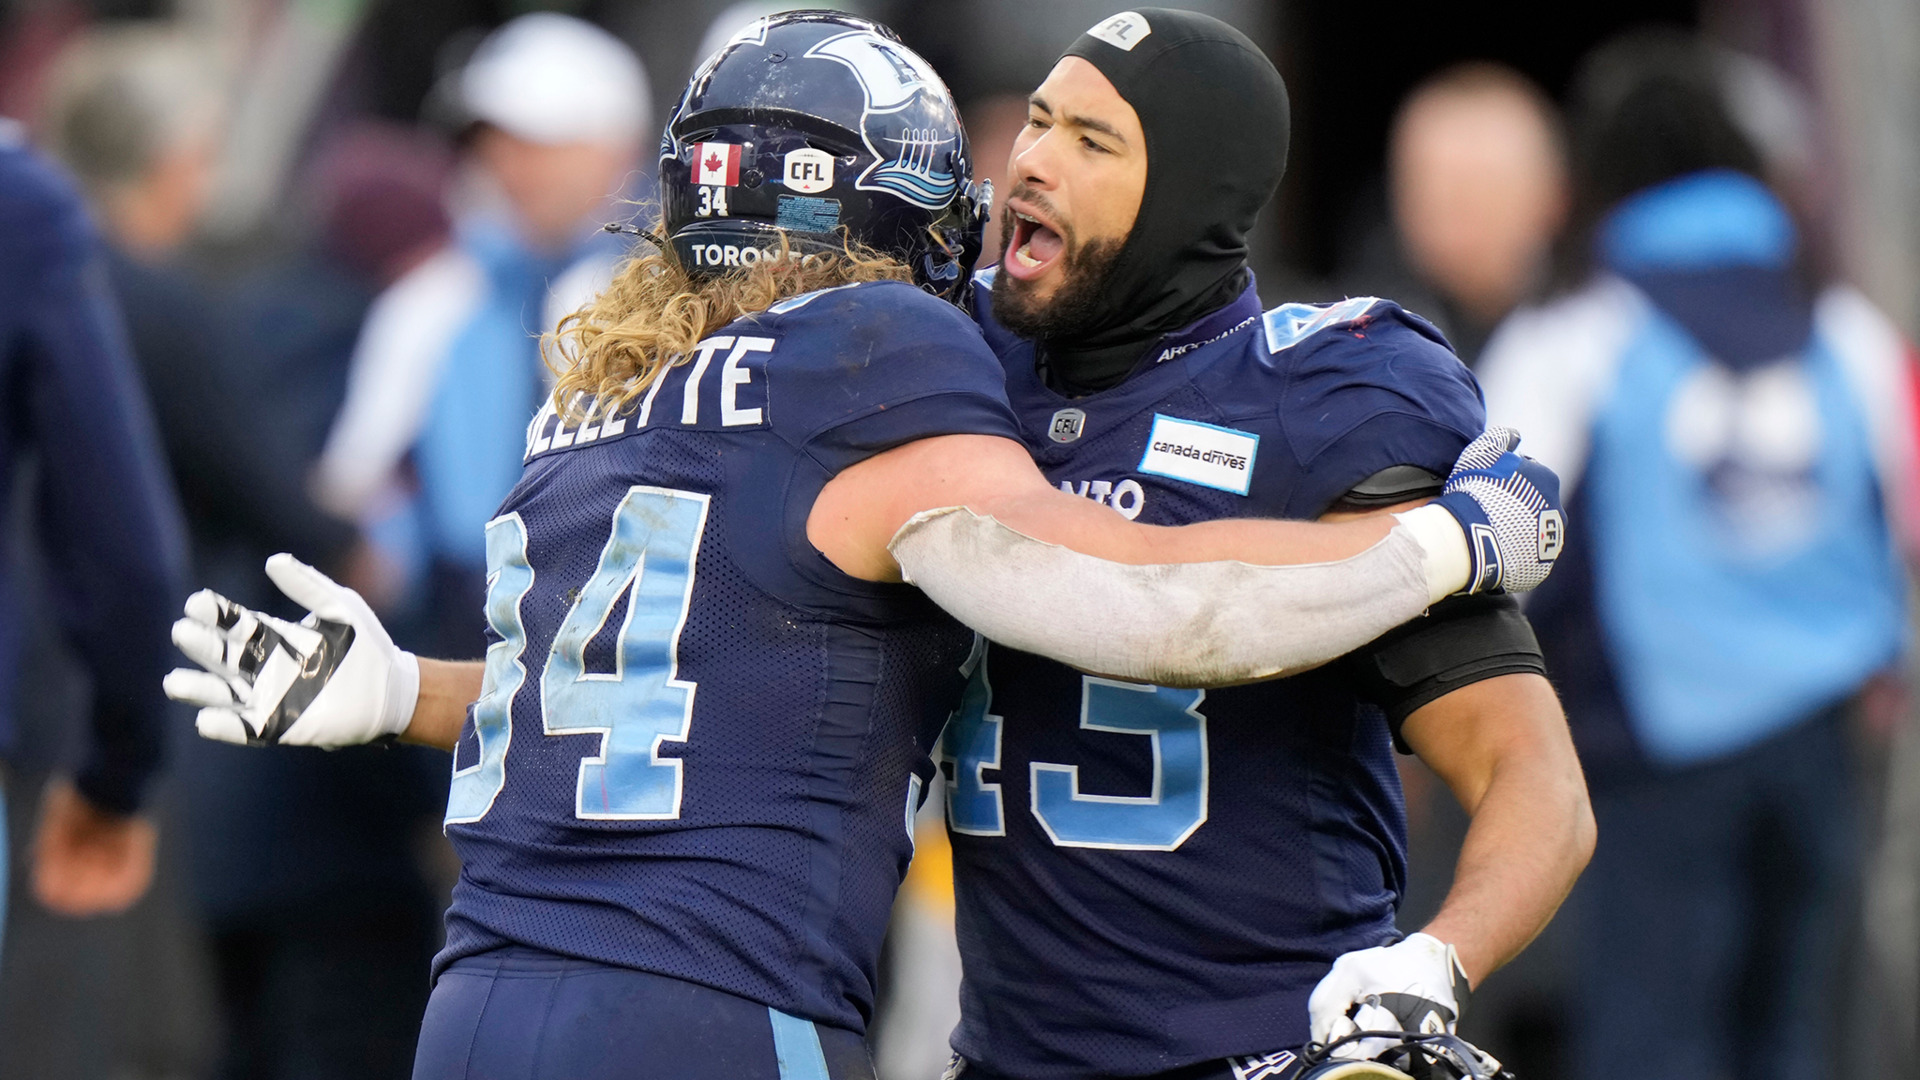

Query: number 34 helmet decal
left=657, top=11, right=992, bottom=304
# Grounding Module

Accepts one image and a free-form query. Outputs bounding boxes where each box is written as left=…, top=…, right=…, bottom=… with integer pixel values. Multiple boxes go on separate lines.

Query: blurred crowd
left=1, top=1, right=1919, bottom=1079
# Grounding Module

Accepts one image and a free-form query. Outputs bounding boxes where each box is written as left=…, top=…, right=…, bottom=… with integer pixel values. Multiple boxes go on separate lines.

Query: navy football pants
left=413, top=946, right=876, bottom=1080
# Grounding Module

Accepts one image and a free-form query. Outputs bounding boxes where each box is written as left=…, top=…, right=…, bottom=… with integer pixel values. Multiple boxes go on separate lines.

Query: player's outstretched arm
left=807, top=428, right=1561, bottom=686
left=165, top=553, right=481, bottom=752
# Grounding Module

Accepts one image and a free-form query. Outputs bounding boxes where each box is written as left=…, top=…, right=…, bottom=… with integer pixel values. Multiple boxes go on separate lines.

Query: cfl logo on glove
left=1538, top=509, right=1564, bottom=562
left=1433, top=426, right=1565, bottom=595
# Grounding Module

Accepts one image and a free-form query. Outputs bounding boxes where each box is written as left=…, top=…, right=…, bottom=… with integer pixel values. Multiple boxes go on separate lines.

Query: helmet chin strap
left=601, top=221, right=666, bottom=249
left=939, top=176, right=993, bottom=308
left=1301, top=1030, right=1510, bottom=1080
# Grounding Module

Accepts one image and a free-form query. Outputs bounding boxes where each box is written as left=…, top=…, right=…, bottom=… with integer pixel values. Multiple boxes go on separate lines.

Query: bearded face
left=990, top=186, right=1126, bottom=342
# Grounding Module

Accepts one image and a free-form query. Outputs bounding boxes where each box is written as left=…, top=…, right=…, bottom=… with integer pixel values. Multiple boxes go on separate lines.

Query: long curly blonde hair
left=548, top=222, right=914, bottom=418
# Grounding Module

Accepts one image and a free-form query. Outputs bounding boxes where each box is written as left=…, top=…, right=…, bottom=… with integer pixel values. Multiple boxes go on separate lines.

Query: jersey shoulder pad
left=524, top=282, right=1015, bottom=463
left=1273, top=298, right=1472, bottom=408
left=1261, top=296, right=1450, bottom=355
left=1267, top=298, right=1484, bottom=515
left=759, top=277, right=944, bottom=322
left=740, top=279, right=1016, bottom=455
left=747, top=278, right=995, bottom=383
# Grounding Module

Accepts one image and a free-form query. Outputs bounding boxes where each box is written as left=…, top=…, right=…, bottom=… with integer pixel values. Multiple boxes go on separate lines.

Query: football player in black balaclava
left=990, top=7, right=1287, bottom=393
left=953, top=9, right=1588, bottom=1080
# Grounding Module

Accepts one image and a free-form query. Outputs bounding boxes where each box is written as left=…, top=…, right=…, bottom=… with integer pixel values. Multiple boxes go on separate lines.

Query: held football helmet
left=658, top=10, right=991, bottom=303
left=1297, top=1030, right=1515, bottom=1080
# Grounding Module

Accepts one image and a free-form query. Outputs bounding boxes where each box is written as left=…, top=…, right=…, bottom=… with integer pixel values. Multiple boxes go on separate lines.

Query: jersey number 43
left=446, top=486, right=710, bottom=825
left=938, top=643, right=1210, bottom=851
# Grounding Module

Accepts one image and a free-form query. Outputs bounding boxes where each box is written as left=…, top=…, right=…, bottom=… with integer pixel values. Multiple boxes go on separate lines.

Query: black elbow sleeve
left=1345, top=593, right=1548, bottom=753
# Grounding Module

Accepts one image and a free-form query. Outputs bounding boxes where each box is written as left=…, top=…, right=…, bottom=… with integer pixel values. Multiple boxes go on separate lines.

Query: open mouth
left=1005, top=207, right=1065, bottom=280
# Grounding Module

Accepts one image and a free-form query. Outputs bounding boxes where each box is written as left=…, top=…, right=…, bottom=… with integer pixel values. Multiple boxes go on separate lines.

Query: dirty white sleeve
left=888, top=506, right=1465, bottom=687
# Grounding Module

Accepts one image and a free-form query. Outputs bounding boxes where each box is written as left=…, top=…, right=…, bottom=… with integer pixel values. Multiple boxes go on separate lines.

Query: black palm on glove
left=164, top=554, right=417, bottom=748
left=219, top=598, right=357, bottom=744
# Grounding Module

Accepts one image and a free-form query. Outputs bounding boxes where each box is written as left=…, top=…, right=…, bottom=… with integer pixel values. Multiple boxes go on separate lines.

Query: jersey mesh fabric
left=948, top=281, right=1485, bottom=1077
left=439, top=281, right=1016, bottom=1034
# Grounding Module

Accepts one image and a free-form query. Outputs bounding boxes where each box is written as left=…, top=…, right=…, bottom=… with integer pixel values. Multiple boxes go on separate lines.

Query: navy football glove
left=1433, top=428, right=1564, bottom=594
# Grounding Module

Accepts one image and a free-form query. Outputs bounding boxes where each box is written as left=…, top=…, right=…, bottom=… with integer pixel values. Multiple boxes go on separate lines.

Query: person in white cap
left=311, top=12, right=649, bottom=657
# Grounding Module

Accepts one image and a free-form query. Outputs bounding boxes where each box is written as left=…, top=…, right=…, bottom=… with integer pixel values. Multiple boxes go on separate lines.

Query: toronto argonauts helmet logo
left=805, top=30, right=961, bottom=210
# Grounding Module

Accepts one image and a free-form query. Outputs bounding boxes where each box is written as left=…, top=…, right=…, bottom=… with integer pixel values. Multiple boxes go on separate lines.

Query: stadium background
left=2, top=0, right=1919, bottom=1077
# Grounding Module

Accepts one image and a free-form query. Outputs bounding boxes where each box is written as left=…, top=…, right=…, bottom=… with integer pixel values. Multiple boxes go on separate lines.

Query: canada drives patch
left=1138, top=414, right=1258, bottom=495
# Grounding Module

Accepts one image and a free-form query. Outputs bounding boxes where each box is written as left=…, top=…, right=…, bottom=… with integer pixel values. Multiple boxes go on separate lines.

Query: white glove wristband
left=1308, top=932, right=1468, bottom=1061
left=383, top=649, right=422, bottom=740
left=1390, top=503, right=1473, bottom=605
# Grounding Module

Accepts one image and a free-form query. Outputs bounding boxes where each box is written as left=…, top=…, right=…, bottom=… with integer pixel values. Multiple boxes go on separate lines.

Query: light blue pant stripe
left=768, top=1006, right=830, bottom=1080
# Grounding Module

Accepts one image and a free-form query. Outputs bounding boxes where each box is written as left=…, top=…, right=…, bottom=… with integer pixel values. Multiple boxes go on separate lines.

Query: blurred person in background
left=1477, top=30, right=1917, bottom=1080
left=39, top=27, right=361, bottom=590
left=42, top=30, right=457, bottom=1079
left=311, top=11, right=647, bottom=660
left=0, top=120, right=184, bottom=944
left=1348, top=62, right=1568, bottom=368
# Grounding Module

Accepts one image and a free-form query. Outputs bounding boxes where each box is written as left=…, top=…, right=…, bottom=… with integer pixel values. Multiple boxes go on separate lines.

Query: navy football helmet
left=1297, top=1030, right=1514, bottom=1080
left=658, top=10, right=990, bottom=302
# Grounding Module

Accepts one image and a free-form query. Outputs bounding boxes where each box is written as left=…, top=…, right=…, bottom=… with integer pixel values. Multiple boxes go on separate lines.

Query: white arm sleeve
left=888, top=505, right=1466, bottom=687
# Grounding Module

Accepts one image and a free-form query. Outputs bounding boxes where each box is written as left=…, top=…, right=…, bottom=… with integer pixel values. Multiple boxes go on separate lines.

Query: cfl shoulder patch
left=1138, top=414, right=1258, bottom=495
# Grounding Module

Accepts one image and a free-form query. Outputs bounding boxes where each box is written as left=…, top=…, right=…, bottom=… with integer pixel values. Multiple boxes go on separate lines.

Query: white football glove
left=164, top=553, right=419, bottom=748
left=1434, top=427, right=1565, bottom=595
left=1307, top=933, right=1470, bottom=1063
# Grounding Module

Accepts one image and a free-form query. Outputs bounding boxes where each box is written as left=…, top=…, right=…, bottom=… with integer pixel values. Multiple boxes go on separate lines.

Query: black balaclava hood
left=1035, top=8, right=1289, bottom=393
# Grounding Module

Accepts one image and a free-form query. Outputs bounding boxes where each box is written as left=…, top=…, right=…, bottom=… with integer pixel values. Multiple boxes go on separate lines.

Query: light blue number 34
left=446, top=486, right=710, bottom=825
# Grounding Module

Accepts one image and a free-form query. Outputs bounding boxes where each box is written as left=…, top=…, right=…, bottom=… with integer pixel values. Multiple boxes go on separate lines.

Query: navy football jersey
left=945, top=274, right=1485, bottom=1078
left=436, top=280, right=1022, bottom=1035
